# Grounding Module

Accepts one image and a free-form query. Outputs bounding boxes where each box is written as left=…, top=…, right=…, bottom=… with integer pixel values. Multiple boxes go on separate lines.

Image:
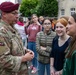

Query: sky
left=0, top=0, right=15, bottom=4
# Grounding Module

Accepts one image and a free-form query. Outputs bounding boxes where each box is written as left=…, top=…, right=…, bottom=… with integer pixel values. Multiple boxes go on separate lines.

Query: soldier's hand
left=21, top=52, right=34, bottom=62
left=26, top=49, right=34, bottom=56
left=25, top=48, right=34, bottom=56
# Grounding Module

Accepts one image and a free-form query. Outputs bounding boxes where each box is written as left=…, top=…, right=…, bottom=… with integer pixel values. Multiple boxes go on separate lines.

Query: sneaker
left=28, top=65, right=33, bottom=69
left=31, top=67, right=37, bottom=74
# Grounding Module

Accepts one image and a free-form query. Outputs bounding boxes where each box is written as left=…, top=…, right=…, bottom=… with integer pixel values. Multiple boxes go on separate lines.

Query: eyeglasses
left=43, top=23, right=51, bottom=25
left=11, top=12, right=19, bottom=15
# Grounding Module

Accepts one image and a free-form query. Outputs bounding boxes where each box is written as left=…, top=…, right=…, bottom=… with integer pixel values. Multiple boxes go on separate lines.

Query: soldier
left=0, top=2, right=34, bottom=75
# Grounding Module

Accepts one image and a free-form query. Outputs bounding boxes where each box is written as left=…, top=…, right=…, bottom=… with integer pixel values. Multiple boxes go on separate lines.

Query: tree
left=20, top=0, right=38, bottom=17
left=36, top=0, right=58, bottom=17
left=20, top=0, right=58, bottom=17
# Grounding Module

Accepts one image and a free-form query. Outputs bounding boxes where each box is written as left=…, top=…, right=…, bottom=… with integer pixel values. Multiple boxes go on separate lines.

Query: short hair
left=19, top=17, right=23, bottom=21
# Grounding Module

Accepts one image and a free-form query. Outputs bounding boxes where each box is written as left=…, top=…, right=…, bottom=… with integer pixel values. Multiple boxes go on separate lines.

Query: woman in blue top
left=50, top=17, right=71, bottom=75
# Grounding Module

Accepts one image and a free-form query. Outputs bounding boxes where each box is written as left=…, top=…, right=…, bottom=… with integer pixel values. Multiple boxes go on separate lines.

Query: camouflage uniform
left=0, top=20, right=28, bottom=75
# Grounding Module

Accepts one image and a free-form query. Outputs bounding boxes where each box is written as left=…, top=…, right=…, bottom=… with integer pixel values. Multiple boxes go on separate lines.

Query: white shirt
left=14, top=24, right=27, bottom=39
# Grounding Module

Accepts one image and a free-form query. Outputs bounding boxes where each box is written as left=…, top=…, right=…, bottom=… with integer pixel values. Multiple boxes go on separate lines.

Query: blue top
left=50, top=36, right=71, bottom=71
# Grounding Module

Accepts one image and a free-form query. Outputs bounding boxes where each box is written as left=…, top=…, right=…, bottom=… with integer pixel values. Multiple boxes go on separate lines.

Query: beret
left=0, top=2, right=19, bottom=13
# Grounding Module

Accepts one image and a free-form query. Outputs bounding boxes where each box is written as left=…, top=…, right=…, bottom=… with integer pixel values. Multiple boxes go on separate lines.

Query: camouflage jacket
left=0, top=20, right=28, bottom=75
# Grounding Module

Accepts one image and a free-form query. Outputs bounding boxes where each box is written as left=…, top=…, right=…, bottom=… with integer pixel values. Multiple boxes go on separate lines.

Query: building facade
left=15, top=0, right=22, bottom=4
left=57, top=0, right=76, bottom=18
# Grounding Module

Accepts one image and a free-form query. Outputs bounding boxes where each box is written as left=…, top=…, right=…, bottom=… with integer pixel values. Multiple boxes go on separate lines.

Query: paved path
left=28, top=69, right=38, bottom=75
left=28, top=62, right=47, bottom=75
left=28, top=62, right=38, bottom=75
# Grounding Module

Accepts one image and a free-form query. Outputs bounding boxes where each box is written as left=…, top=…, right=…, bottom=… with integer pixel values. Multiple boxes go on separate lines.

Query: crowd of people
left=0, top=1, right=76, bottom=75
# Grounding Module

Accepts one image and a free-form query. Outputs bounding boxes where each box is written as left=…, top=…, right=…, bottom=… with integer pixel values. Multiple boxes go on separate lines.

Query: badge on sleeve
left=0, top=36, right=9, bottom=55
left=0, top=42, right=5, bottom=46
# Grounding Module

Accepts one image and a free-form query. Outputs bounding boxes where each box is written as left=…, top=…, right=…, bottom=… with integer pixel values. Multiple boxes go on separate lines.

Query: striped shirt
left=36, top=31, right=56, bottom=64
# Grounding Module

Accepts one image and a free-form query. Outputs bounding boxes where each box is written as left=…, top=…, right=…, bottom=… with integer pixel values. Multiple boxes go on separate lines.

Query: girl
left=25, top=14, right=42, bottom=73
left=62, top=13, right=76, bottom=75
left=50, top=17, right=70, bottom=75
left=36, top=18, right=56, bottom=75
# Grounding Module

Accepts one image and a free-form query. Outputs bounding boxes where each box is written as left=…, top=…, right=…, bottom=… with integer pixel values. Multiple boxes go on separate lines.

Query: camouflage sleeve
left=0, top=33, right=22, bottom=72
left=36, top=33, right=50, bottom=57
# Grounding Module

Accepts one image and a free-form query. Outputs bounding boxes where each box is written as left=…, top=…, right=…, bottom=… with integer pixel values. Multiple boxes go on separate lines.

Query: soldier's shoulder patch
left=0, top=36, right=9, bottom=56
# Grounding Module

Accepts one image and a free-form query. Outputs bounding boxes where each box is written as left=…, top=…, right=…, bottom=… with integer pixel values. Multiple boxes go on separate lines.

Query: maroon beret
left=0, top=2, right=19, bottom=13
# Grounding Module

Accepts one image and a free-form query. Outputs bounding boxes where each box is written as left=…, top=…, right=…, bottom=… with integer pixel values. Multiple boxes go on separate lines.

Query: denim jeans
left=38, top=62, right=50, bottom=75
left=22, top=38, right=27, bottom=48
left=28, top=42, right=37, bottom=68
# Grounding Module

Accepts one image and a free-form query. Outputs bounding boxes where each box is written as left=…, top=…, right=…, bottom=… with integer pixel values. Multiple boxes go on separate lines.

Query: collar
left=0, top=20, right=16, bottom=33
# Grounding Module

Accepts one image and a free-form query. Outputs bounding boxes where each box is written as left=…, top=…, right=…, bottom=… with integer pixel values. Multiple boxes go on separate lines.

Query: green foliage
left=20, top=0, right=38, bottom=17
left=20, top=0, right=58, bottom=17
left=36, top=0, right=58, bottom=17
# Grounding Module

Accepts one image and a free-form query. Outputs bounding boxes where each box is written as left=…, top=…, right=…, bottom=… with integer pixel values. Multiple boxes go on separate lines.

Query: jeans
left=38, top=62, right=50, bottom=75
left=28, top=42, right=37, bottom=68
left=22, top=38, right=27, bottom=48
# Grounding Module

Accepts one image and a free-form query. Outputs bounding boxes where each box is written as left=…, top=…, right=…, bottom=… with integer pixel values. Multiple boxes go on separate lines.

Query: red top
left=25, top=24, right=42, bottom=42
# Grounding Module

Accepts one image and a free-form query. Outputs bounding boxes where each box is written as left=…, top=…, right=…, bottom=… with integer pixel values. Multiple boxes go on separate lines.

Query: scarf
left=17, top=21, right=24, bottom=26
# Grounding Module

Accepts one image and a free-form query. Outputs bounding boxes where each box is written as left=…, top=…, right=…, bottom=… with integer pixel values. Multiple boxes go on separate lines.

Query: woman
left=62, top=13, right=76, bottom=75
left=36, top=18, right=56, bottom=75
left=25, top=14, right=42, bottom=73
left=50, top=17, right=70, bottom=75
left=39, top=16, right=44, bottom=25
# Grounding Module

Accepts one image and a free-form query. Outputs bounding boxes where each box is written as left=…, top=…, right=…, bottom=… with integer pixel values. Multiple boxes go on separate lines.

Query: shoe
left=31, top=67, right=37, bottom=74
left=28, top=65, right=33, bottom=69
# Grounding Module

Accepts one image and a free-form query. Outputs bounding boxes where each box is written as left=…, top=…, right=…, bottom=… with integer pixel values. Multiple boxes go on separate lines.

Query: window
left=61, top=9, right=65, bottom=16
left=70, top=8, right=75, bottom=15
